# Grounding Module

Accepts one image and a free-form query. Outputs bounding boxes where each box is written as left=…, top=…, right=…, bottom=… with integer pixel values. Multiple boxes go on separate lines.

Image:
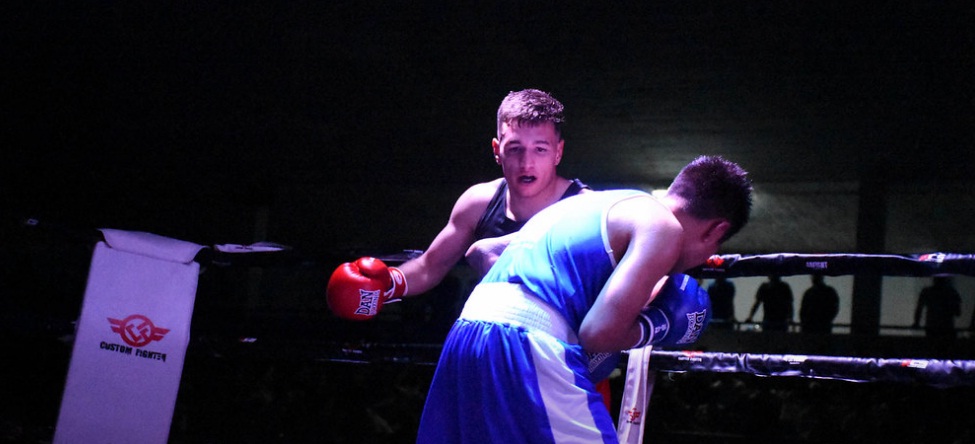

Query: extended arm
left=745, top=296, right=762, bottom=323
left=396, top=182, right=496, bottom=296
left=325, top=182, right=495, bottom=320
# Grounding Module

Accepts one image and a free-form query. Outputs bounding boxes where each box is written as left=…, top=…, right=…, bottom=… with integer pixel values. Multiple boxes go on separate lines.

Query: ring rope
left=647, top=350, right=975, bottom=388
left=18, top=219, right=975, bottom=387
left=275, top=341, right=975, bottom=388
left=200, top=248, right=975, bottom=388
left=690, top=252, right=975, bottom=278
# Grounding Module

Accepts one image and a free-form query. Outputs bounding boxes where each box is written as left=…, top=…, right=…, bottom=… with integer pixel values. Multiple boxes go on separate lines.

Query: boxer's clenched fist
left=633, top=273, right=711, bottom=348
left=326, top=257, right=408, bottom=321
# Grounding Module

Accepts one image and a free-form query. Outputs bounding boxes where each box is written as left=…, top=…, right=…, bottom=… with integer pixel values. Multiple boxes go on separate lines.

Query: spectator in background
left=799, top=274, right=840, bottom=334
left=707, top=276, right=736, bottom=330
left=913, top=276, right=961, bottom=339
left=745, top=275, right=793, bottom=331
left=970, top=300, right=974, bottom=331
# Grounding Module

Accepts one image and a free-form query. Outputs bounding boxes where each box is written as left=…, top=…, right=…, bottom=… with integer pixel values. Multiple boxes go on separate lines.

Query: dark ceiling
left=3, top=1, right=973, bottom=252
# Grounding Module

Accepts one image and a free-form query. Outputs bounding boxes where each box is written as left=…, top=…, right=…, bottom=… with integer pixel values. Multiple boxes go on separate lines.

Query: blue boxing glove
left=633, top=274, right=711, bottom=348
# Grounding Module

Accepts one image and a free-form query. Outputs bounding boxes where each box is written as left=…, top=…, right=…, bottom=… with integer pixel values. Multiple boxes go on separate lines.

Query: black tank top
left=472, top=178, right=589, bottom=240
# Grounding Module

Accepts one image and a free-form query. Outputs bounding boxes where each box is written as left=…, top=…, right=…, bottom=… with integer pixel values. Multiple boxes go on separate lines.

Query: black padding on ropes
left=264, top=341, right=975, bottom=388
left=689, top=252, right=975, bottom=278
left=649, top=350, right=975, bottom=388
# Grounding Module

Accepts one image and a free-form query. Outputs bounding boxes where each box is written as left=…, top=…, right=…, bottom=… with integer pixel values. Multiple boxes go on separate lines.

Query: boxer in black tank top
left=473, top=178, right=589, bottom=240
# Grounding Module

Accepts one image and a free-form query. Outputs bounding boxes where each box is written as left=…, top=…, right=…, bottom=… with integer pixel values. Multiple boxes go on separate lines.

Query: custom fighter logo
left=108, top=314, right=170, bottom=348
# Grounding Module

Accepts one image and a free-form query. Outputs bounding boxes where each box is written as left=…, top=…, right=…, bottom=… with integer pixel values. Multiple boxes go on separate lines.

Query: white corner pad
left=99, top=229, right=207, bottom=264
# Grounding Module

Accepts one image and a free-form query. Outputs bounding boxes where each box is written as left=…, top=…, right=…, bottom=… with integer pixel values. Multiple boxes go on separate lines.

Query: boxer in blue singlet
left=416, top=156, right=753, bottom=443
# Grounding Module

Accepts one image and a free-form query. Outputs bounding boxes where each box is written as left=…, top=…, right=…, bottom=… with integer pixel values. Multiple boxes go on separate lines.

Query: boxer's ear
left=703, top=220, right=731, bottom=244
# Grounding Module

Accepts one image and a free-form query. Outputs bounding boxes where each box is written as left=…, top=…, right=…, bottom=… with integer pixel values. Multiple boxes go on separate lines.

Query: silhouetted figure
left=970, top=302, right=974, bottom=332
left=745, top=275, right=793, bottom=331
left=799, top=274, right=840, bottom=334
left=707, top=276, right=736, bottom=330
left=913, top=276, right=961, bottom=339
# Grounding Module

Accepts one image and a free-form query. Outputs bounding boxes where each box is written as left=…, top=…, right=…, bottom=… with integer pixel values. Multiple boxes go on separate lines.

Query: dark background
left=4, top=1, right=974, bottom=251
left=2, top=1, right=975, bottom=443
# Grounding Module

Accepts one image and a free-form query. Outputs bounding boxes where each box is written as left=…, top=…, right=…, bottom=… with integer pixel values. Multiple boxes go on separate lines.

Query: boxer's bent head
left=668, top=155, right=753, bottom=242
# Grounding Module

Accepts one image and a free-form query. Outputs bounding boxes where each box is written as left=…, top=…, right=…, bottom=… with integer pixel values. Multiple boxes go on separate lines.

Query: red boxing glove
left=326, top=257, right=408, bottom=321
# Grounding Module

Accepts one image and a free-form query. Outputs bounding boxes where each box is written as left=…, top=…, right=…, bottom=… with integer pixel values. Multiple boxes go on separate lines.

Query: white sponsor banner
left=617, top=346, right=654, bottom=444
left=55, top=231, right=204, bottom=444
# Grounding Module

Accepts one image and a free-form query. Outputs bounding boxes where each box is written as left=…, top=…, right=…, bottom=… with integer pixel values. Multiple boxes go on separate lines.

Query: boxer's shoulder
left=447, top=178, right=505, bottom=227
left=456, top=178, right=504, bottom=209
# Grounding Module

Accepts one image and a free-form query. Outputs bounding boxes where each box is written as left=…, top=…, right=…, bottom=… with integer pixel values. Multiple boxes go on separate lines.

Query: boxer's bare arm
left=579, top=196, right=683, bottom=352
left=397, top=180, right=500, bottom=296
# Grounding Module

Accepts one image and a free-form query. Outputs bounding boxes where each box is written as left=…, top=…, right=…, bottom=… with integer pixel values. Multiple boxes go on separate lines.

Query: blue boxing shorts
left=416, top=283, right=617, bottom=444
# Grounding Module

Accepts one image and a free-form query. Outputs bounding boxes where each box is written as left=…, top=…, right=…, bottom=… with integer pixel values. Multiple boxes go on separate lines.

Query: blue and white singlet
left=417, top=190, right=649, bottom=444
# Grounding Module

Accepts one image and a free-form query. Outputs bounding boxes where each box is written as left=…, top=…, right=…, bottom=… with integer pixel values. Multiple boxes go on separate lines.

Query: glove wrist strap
left=633, top=313, right=654, bottom=349
left=385, top=267, right=408, bottom=302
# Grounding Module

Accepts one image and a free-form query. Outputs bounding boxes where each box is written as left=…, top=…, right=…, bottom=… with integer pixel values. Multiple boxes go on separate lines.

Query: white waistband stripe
left=460, top=283, right=577, bottom=344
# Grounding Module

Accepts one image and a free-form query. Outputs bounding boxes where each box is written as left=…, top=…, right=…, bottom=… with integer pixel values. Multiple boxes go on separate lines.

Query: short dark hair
left=496, top=89, right=565, bottom=140
left=668, top=155, right=753, bottom=242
